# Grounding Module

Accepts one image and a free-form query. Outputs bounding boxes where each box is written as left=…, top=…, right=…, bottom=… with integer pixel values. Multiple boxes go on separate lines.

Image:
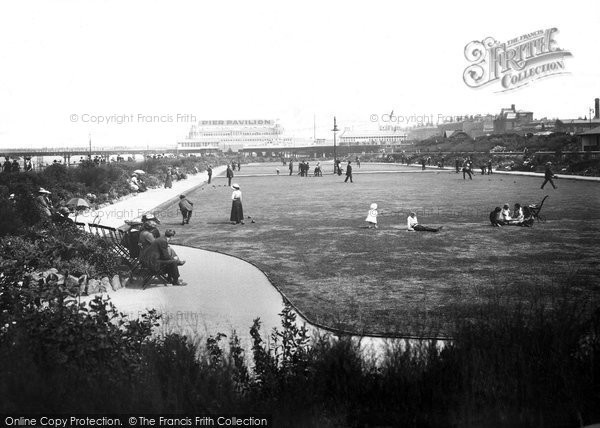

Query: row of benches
left=75, top=221, right=169, bottom=289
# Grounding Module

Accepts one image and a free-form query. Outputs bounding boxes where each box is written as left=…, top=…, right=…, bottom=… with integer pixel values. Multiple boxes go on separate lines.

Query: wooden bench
left=87, top=223, right=169, bottom=289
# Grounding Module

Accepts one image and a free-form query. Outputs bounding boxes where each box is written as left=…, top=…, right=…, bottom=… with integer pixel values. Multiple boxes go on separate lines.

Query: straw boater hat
left=231, top=184, right=240, bottom=190
left=38, top=187, right=51, bottom=194
left=370, top=203, right=378, bottom=210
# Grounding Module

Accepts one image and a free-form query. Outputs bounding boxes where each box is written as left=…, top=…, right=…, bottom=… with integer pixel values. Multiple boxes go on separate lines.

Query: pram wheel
left=537, top=214, right=546, bottom=222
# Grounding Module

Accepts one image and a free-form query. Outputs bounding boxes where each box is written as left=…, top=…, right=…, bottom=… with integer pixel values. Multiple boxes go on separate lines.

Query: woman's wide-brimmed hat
left=141, top=213, right=161, bottom=224
left=38, top=187, right=51, bottom=194
left=231, top=184, right=240, bottom=190
left=370, top=203, right=378, bottom=210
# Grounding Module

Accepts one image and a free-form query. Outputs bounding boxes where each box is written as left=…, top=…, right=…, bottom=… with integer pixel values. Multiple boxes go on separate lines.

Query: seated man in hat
left=141, top=229, right=186, bottom=286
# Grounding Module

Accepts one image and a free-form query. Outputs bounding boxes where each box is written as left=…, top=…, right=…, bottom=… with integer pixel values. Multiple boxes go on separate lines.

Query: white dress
left=365, top=209, right=378, bottom=224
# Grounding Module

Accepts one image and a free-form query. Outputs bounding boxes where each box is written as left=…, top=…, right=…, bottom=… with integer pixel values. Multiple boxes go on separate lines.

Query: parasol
left=66, top=198, right=90, bottom=209
left=66, top=198, right=90, bottom=222
left=133, top=169, right=146, bottom=175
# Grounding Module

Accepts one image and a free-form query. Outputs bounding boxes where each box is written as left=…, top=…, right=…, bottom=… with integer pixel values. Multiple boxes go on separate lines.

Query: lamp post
left=332, top=116, right=339, bottom=174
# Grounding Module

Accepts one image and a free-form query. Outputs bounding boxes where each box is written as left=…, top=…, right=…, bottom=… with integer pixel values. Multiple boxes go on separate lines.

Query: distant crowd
left=2, top=156, right=33, bottom=173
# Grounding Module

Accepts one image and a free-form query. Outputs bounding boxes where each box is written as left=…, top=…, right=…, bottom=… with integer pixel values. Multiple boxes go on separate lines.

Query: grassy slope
left=161, top=163, right=600, bottom=336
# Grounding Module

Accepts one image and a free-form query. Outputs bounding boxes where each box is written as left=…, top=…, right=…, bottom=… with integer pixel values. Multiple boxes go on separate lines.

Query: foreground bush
left=2, top=265, right=599, bottom=427
left=0, top=223, right=121, bottom=277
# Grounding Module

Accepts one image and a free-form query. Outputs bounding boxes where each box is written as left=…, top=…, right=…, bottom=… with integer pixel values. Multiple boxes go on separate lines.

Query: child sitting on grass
left=365, top=203, right=378, bottom=229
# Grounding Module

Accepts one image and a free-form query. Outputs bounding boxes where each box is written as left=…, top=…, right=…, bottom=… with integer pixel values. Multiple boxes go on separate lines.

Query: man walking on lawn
left=226, top=164, right=234, bottom=187
left=541, top=162, right=558, bottom=189
left=344, top=161, right=353, bottom=183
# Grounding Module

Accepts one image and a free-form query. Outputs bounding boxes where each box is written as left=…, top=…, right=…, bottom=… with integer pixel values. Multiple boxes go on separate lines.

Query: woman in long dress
left=164, top=167, right=173, bottom=188
left=230, top=183, right=244, bottom=224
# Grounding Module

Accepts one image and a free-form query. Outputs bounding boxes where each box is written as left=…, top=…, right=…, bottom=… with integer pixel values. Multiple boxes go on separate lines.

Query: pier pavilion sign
left=463, top=28, right=572, bottom=92
left=199, top=120, right=274, bottom=126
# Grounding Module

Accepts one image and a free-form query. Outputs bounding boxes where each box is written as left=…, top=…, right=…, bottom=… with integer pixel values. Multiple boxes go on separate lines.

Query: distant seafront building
left=338, top=127, right=408, bottom=146
left=404, top=99, right=600, bottom=141
left=177, top=119, right=292, bottom=153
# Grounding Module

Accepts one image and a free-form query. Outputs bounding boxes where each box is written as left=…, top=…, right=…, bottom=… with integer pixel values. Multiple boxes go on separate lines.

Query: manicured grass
left=159, top=162, right=600, bottom=336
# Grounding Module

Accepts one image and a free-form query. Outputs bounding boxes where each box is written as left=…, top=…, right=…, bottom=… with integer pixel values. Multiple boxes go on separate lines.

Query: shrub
left=0, top=260, right=161, bottom=412
left=0, top=223, right=121, bottom=277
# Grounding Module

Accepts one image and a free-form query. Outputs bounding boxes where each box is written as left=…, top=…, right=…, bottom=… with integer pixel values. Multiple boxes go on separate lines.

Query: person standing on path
left=164, top=167, right=173, bottom=189
left=178, top=194, right=194, bottom=225
left=288, top=160, right=293, bottom=176
left=207, top=165, right=213, bottom=184
left=541, top=162, right=558, bottom=190
left=344, top=161, right=353, bottom=183
left=226, top=164, right=234, bottom=187
left=230, top=184, right=244, bottom=224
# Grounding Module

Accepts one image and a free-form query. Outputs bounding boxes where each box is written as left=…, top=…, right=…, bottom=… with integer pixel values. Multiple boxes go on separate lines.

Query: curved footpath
left=83, top=165, right=418, bottom=357
left=82, top=166, right=286, bottom=347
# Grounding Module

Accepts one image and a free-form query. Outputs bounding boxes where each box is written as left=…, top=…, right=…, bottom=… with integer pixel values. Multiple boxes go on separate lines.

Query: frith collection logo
left=463, top=28, right=572, bottom=92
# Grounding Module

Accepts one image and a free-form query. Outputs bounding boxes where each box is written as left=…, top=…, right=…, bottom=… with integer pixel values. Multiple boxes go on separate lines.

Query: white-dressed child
left=365, top=203, right=378, bottom=229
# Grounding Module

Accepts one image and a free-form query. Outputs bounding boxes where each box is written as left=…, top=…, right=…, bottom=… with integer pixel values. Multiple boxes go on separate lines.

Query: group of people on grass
left=287, top=160, right=324, bottom=177
left=489, top=203, right=534, bottom=227
left=364, top=203, right=443, bottom=232
left=455, top=157, right=494, bottom=179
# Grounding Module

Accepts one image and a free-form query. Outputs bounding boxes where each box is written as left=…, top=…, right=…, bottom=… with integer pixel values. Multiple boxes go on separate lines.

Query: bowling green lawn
left=159, top=162, right=600, bottom=337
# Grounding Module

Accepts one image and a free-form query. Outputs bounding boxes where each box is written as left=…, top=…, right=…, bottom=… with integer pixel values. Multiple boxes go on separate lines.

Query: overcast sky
left=0, top=0, right=599, bottom=148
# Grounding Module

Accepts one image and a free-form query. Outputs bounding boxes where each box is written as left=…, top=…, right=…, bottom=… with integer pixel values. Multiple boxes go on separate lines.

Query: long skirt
left=230, top=199, right=244, bottom=223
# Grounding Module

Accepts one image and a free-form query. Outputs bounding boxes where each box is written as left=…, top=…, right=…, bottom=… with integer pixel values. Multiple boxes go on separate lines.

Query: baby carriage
left=524, top=195, right=549, bottom=223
